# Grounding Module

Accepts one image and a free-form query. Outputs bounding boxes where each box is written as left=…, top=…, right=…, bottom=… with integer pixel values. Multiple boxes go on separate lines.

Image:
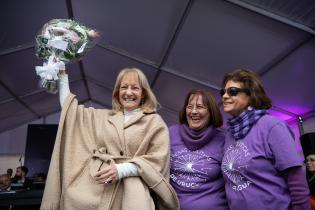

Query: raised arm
left=58, top=70, right=70, bottom=107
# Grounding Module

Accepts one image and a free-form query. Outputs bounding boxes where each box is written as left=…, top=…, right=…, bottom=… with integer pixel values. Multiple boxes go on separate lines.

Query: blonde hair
left=112, top=68, right=159, bottom=113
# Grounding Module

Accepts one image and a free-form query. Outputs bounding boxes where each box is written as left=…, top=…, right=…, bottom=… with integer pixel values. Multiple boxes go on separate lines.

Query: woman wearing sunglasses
left=169, top=89, right=229, bottom=210
left=220, top=69, right=310, bottom=210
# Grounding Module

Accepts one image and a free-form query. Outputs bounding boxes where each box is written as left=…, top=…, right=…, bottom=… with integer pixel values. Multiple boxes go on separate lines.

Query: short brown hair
left=112, top=68, right=159, bottom=113
left=222, top=69, right=272, bottom=109
left=179, top=89, right=223, bottom=128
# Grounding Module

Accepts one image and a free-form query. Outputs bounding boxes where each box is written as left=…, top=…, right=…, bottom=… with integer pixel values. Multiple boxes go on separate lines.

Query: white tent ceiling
left=1, top=0, right=315, bottom=132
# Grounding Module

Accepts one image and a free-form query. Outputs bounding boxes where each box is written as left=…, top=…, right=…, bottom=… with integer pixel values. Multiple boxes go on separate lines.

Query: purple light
left=268, top=109, right=295, bottom=121
left=275, top=105, right=310, bottom=116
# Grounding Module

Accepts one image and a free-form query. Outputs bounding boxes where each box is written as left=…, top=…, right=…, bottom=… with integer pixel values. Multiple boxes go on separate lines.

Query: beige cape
left=40, top=94, right=179, bottom=210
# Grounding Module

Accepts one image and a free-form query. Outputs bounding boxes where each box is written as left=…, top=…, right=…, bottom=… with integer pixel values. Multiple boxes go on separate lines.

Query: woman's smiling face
left=222, top=80, right=250, bottom=117
left=186, top=93, right=210, bottom=131
left=119, top=72, right=143, bottom=112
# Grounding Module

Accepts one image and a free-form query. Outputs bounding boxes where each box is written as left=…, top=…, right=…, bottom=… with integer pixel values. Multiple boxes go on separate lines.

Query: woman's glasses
left=186, top=104, right=207, bottom=111
left=220, top=87, right=250, bottom=97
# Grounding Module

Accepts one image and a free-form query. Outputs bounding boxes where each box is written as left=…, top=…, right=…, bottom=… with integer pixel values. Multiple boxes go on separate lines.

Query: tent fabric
left=1, top=0, right=315, bottom=132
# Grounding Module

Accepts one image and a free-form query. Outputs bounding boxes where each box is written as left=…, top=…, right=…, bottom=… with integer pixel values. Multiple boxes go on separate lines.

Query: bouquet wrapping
left=35, top=19, right=100, bottom=93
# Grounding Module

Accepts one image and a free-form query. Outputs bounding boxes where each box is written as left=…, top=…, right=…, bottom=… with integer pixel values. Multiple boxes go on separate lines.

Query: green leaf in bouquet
left=63, top=51, right=75, bottom=61
left=41, top=37, right=48, bottom=44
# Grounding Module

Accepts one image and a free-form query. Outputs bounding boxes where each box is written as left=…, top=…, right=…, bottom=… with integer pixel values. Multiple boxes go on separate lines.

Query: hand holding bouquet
left=35, top=19, right=100, bottom=93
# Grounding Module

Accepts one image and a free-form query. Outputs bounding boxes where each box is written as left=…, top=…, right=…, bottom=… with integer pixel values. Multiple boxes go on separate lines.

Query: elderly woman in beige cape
left=40, top=68, right=179, bottom=210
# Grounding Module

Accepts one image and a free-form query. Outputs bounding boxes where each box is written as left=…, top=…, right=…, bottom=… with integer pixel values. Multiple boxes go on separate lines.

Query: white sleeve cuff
left=115, top=163, right=139, bottom=179
left=58, top=74, right=70, bottom=106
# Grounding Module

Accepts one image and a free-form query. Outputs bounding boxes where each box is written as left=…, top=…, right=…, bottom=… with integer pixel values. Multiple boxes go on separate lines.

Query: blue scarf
left=228, top=109, right=267, bottom=140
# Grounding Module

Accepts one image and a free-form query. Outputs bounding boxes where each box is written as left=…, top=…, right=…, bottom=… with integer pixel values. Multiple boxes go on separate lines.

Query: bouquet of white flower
left=35, top=19, right=100, bottom=93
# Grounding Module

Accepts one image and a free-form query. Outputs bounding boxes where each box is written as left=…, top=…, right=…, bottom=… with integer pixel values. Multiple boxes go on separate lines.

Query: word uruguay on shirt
left=221, top=141, right=252, bottom=192
left=170, top=148, right=213, bottom=189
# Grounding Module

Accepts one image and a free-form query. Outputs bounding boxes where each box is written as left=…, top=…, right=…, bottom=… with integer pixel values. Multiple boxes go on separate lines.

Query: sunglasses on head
left=220, top=87, right=250, bottom=97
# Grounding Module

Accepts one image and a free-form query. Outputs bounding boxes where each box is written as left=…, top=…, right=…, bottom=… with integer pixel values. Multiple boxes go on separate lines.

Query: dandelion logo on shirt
left=221, top=141, right=252, bottom=191
left=170, top=148, right=212, bottom=189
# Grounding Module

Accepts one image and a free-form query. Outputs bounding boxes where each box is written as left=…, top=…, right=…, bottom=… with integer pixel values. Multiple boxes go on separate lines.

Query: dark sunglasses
left=220, top=87, right=250, bottom=97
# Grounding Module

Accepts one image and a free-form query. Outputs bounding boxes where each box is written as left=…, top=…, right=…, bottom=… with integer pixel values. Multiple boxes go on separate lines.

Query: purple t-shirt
left=169, top=124, right=229, bottom=210
left=221, top=115, right=303, bottom=210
